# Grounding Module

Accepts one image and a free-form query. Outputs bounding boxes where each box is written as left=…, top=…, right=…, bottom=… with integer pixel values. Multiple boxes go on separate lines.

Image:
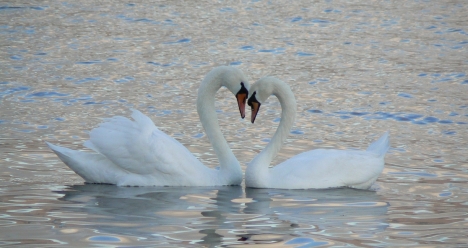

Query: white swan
left=47, top=66, right=250, bottom=186
left=245, top=77, right=390, bottom=190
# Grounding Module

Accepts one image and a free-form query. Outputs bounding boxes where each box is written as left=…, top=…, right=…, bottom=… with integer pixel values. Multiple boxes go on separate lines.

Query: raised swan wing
left=84, top=109, right=206, bottom=177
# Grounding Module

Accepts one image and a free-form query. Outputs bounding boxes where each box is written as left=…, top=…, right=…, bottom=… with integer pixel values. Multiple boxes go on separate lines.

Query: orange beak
left=236, top=93, right=247, bottom=119
left=250, top=101, right=260, bottom=123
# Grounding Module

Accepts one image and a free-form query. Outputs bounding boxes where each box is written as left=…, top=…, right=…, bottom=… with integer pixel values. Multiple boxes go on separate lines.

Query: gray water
left=1, top=0, right=468, bottom=246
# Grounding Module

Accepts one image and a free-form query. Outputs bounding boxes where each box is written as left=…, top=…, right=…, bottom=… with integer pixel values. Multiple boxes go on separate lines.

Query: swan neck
left=247, top=82, right=296, bottom=186
left=197, top=71, right=240, bottom=176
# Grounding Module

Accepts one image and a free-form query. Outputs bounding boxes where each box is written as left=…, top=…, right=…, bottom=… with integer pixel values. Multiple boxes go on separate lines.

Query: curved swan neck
left=196, top=68, right=240, bottom=175
left=247, top=81, right=297, bottom=185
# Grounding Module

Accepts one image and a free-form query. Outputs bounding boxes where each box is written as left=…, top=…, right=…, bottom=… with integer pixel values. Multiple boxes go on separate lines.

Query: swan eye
left=247, top=91, right=258, bottom=108
left=237, top=82, right=248, bottom=96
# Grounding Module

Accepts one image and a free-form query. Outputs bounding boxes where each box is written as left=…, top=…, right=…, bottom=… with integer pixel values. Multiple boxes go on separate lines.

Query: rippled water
left=1, top=0, right=467, bottom=246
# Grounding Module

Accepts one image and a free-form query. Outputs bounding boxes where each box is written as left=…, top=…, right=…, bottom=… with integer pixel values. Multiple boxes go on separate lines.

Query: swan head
left=247, top=77, right=284, bottom=123
left=218, top=66, right=250, bottom=119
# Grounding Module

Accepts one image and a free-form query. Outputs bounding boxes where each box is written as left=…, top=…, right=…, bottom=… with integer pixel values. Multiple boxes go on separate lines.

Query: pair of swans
left=47, top=66, right=389, bottom=189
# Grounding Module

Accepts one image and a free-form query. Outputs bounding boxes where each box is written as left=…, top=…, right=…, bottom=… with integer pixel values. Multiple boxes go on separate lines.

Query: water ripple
left=0, top=6, right=48, bottom=11
left=0, top=86, right=30, bottom=98
left=306, top=109, right=466, bottom=126
left=76, top=60, right=102, bottom=65
left=25, top=91, right=69, bottom=98
left=73, top=77, right=101, bottom=84
left=163, top=38, right=191, bottom=45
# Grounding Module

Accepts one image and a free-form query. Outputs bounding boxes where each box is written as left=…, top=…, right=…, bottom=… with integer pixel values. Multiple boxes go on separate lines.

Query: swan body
left=47, top=66, right=250, bottom=186
left=245, top=77, right=389, bottom=190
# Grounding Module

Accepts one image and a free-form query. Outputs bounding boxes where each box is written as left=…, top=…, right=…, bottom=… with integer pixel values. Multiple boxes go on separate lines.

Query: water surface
left=1, top=0, right=467, bottom=246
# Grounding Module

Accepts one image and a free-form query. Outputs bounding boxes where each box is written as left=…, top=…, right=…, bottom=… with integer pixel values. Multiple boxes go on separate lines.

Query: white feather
left=48, top=66, right=250, bottom=186
left=245, top=77, right=390, bottom=190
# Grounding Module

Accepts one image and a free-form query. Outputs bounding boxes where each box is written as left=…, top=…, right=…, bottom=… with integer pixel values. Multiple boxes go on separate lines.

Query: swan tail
left=366, top=131, right=390, bottom=157
left=46, top=142, right=127, bottom=184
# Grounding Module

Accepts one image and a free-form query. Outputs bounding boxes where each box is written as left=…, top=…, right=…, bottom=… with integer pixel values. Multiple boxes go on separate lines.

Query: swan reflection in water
left=56, top=184, right=244, bottom=244
left=245, top=188, right=389, bottom=229
left=56, top=185, right=389, bottom=245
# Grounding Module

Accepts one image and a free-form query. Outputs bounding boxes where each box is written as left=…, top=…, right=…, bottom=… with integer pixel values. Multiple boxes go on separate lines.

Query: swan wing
left=84, top=109, right=206, bottom=177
